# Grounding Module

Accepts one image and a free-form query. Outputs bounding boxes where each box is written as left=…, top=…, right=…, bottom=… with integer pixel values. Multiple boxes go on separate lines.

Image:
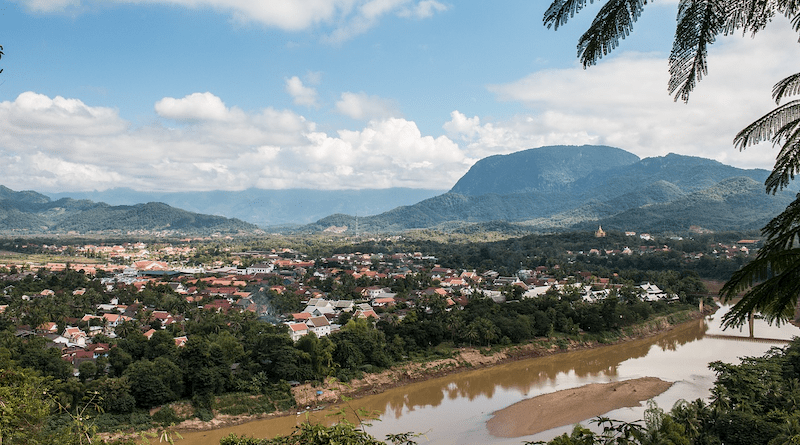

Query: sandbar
left=486, top=377, right=673, bottom=438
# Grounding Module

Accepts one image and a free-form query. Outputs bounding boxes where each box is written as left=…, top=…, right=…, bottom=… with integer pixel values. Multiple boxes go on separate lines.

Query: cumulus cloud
left=0, top=91, right=471, bottom=192
left=16, top=0, right=448, bottom=41
left=155, top=92, right=232, bottom=121
left=286, top=76, right=320, bottom=108
left=0, top=92, right=127, bottom=136
left=335, top=92, right=401, bottom=120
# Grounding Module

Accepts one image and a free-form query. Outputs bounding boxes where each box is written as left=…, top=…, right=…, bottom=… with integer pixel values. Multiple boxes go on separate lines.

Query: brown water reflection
left=366, top=319, right=707, bottom=420
left=179, top=318, right=716, bottom=445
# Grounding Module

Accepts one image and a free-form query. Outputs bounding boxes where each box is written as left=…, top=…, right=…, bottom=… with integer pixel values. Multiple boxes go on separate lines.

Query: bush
left=151, top=406, right=182, bottom=426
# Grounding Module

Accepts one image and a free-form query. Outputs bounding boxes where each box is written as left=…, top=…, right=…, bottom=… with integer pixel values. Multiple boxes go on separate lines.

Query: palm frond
left=778, top=0, right=800, bottom=35
left=723, top=0, right=776, bottom=36
left=720, top=251, right=800, bottom=328
left=544, top=0, right=599, bottom=30
left=721, top=195, right=800, bottom=328
left=669, top=0, right=727, bottom=102
left=773, top=72, right=800, bottom=103
left=733, top=99, right=800, bottom=149
left=765, top=128, right=800, bottom=193
left=760, top=193, right=800, bottom=248
left=577, top=0, right=650, bottom=68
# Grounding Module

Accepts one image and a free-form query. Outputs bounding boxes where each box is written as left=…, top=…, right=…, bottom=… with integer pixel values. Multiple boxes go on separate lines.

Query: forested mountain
left=300, top=145, right=796, bottom=234
left=450, top=145, right=640, bottom=195
left=0, top=191, right=258, bottom=235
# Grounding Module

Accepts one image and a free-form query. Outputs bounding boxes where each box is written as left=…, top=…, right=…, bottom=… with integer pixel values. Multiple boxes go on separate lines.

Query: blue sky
left=2, top=0, right=799, bottom=192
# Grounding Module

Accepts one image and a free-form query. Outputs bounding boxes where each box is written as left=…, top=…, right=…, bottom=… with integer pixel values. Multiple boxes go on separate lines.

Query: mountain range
left=301, top=145, right=796, bottom=234
left=2, top=144, right=794, bottom=235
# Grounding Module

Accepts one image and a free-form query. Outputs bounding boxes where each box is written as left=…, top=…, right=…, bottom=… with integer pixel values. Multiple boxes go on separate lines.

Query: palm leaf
left=669, top=0, right=727, bottom=102
left=577, top=0, right=650, bottom=68
left=720, top=253, right=800, bottom=328
left=733, top=99, right=800, bottom=149
left=723, top=0, right=776, bottom=36
left=544, top=0, right=600, bottom=30
left=773, top=72, right=800, bottom=103
left=721, top=194, right=800, bottom=327
left=760, top=192, right=800, bottom=248
left=765, top=126, right=800, bottom=193
left=778, top=0, right=800, bottom=34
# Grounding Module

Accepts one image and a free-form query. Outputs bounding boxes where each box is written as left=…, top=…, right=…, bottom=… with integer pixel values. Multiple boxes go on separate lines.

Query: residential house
left=286, top=322, right=309, bottom=342
left=306, top=316, right=331, bottom=337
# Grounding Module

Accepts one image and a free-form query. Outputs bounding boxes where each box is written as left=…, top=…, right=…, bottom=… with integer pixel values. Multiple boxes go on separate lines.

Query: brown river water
left=178, top=306, right=800, bottom=445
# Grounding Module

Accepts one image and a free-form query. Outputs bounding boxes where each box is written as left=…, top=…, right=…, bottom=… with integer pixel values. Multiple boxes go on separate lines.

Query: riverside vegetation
left=0, top=230, right=757, bottom=444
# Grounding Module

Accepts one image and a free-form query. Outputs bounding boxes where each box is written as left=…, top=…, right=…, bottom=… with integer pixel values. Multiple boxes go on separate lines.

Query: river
left=178, top=306, right=800, bottom=445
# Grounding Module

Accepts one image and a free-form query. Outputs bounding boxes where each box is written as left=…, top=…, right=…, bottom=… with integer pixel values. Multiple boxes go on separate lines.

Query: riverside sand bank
left=486, top=377, right=673, bottom=437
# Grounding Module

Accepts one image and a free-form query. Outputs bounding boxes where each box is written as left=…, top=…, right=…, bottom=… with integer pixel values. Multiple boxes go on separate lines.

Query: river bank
left=168, top=307, right=709, bottom=436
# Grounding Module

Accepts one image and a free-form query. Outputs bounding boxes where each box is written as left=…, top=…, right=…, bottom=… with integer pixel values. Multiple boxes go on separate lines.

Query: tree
left=544, top=0, right=800, bottom=327
left=0, top=368, right=52, bottom=445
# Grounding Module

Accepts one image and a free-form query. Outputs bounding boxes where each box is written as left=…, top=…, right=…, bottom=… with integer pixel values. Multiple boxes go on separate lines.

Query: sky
left=2, top=0, right=800, bottom=193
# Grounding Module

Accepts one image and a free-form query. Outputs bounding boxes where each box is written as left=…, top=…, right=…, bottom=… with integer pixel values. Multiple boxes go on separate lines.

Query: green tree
left=545, top=0, right=800, bottom=327
left=0, top=368, right=52, bottom=445
left=125, top=359, right=175, bottom=408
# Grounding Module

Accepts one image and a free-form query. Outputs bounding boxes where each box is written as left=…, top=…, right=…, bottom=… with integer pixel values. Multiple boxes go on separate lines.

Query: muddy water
left=178, top=307, right=800, bottom=445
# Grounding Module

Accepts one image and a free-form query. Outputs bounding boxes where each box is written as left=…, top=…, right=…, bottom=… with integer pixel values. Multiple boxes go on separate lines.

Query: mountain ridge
left=300, top=145, right=794, bottom=234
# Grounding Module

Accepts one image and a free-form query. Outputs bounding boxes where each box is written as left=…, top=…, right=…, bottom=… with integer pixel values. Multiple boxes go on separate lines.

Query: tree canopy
left=544, top=0, right=800, bottom=327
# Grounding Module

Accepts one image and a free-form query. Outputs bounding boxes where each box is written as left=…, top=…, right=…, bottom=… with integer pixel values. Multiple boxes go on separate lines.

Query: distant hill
left=0, top=190, right=259, bottom=235
left=299, top=145, right=796, bottom=234
left=47, top=188, right=446, bottom=227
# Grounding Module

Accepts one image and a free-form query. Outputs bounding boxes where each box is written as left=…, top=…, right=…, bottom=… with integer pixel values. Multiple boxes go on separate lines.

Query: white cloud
left=154, top=92, right=232, bottom=121
left=285, top=76, right=320, bottom=108
left=479, top=19, right=800, bottom=171
left=16, top=0, right=448, bottom=42
left=0, top=91, right=471, bottom=192
left=335, top=92, right=401, bottom=120
left=0, top=92, right=127, bottom=137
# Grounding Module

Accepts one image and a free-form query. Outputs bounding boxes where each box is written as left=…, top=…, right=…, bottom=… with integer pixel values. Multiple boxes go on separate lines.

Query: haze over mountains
left=2, top=145, right=794, bottom=235
left=48, top=188, right=446, bottom=228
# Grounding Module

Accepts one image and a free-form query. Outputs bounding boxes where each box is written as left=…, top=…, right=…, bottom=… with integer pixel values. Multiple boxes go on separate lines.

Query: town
left=0, top=229, right=756, bottom=440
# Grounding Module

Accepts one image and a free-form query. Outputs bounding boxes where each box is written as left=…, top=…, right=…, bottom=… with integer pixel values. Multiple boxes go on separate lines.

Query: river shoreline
left=166, top=307, right=711, bottom=437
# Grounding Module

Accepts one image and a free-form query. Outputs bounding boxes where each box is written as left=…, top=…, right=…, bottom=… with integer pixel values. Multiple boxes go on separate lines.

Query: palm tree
left=545, top=0, right=800, bottom=328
